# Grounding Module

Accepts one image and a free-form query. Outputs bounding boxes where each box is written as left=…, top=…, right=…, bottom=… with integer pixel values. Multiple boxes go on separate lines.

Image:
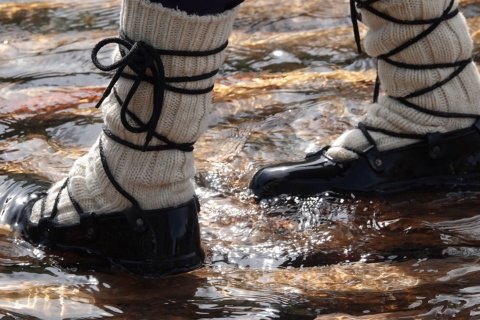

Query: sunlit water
left=3, top=0, right=480, bottom=319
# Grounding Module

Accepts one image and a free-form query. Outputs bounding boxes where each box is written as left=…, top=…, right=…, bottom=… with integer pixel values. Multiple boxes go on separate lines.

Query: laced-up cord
left=92, top=37, right=163, bottom=150
left=348, top=0, right=479, bottom=152
left=91, top=32, right=227, bottom=152
left=43, top=34, right=228, bottom=220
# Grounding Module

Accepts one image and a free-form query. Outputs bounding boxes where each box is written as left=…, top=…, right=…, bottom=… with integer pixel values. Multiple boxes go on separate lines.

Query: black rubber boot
left=249, top=0, right=480, bottom=199
left=0, top=0, right=239, bottom=277
left=250, top=123, right=480, bottom=198
left=0, top=177, right=204, bottom=277
left=6, top=39, right=214, bottom=277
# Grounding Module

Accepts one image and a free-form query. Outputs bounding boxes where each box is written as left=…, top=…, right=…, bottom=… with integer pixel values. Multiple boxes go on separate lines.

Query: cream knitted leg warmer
left=29, top=0, right=238, bottom=225
left=327, top=0, right=480, bottom=160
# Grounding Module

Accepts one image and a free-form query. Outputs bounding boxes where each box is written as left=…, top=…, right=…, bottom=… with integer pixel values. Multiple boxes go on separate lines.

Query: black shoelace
left=92, top=30, right=227, bottom=151
left=42, top=31, right=227, bottom=226
left=348, top=0, right=478, bottom=154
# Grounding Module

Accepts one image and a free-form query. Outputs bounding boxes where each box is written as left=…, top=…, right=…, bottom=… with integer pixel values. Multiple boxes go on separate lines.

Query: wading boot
left=250, top=0, right=480, bottom=199
left=0, top=0, right=239, bottom=277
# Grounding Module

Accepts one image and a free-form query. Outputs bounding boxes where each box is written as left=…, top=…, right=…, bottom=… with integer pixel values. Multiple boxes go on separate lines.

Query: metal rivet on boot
left=123, top=207, right=148, bottom=233
left=38, top=218, right=55, bottom=243
left=85, top=227, right=95, bottom=239
left=363, top=145, right=385, bottom=173
left=427, top=133, right=445, bottom=159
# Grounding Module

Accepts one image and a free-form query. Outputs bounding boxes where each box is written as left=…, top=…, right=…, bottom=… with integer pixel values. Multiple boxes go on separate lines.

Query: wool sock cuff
left=148, top=0, right=243, bottom=16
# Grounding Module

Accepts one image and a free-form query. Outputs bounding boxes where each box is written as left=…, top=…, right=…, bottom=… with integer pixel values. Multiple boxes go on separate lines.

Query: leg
left=2, top=0, right=241, bottom=277
left=250, top=0, right=480, bottom=198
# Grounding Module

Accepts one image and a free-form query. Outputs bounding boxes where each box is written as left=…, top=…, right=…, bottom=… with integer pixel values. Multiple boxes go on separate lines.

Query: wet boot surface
left=3, top=0, right=480, bottom=319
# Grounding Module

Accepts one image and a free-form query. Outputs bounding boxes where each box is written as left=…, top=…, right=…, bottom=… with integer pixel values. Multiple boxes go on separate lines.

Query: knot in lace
left=91, top=36, right=167, bottom=150
left=49, top=34, right=228, bottom=219
left=128, top=41, right=156, bottom=70
left=91, top=32, right=227, bottom=152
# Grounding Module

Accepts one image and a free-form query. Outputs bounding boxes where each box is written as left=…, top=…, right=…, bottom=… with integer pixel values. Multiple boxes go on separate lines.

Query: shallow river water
left=3, top=0, right=480, bottom=319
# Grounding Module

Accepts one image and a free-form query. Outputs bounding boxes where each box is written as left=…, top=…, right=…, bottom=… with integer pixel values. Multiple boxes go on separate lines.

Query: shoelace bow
left=91, top=31, right=227, bottom=152
left=45, top=33, right=228, bottom=221
left=349, top=0, right=478, bottom=152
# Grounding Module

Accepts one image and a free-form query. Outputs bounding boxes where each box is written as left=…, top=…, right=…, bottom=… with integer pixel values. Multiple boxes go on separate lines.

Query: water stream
left=2, top=0, right=480, bottom=318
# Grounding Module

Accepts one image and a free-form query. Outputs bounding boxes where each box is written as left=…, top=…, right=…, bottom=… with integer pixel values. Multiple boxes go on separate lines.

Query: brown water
left=3, top=0, right=480, bottom=319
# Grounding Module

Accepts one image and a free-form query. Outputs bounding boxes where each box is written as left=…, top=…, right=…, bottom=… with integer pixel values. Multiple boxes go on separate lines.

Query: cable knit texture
left=30, top=0, right=238, bottom=224
left=327, top=0, right=480, bottom=160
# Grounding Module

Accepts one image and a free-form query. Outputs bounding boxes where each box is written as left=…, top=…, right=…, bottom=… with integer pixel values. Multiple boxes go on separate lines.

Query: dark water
left=3, top=0, right=480, bottom=319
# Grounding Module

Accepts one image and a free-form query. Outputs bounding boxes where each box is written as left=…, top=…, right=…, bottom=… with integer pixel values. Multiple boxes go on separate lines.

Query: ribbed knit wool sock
left=327, top=0, right=480, bottom=160
left=29, top=0, right=239, bottom=225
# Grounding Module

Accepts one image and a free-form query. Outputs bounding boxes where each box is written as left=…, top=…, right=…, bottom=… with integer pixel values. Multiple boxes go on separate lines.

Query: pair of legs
left=4, top=0, right=480, bottom=276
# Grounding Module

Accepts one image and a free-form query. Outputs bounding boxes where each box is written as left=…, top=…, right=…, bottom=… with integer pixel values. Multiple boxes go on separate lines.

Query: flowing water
left=3, top=0, right=480, bottom=319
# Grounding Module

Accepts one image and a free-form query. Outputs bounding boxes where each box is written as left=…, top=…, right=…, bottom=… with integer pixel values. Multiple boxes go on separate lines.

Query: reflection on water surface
left=3, top=0, right=480, bottom=319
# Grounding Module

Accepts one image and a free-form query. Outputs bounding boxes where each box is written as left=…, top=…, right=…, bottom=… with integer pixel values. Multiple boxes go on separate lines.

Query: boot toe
left=249, top=149, right=350, bottom=198
left=0, top=178, right=47, bottom=234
